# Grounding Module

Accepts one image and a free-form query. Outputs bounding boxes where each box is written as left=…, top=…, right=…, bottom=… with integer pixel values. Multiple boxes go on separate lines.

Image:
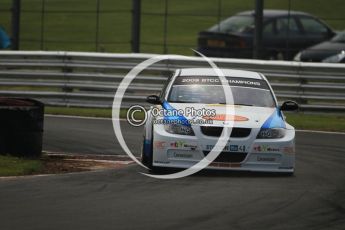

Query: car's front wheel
left=141, top=135, right=153, bottom=169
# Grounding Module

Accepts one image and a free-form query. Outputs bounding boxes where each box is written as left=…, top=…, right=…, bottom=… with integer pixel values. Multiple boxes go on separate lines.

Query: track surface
left=0, top=116, right=344, bottom=230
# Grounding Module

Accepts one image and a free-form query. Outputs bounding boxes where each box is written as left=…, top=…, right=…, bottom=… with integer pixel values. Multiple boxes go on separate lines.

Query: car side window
left=299, top=17, right=328, bottom=34
left=276, top=17, right=299, bottom=36
left=263, top=21, right=275, bottom=36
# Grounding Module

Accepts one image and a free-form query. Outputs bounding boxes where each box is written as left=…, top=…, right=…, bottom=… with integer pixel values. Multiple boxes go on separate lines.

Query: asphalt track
left=0, top=115, right=344, bottom=230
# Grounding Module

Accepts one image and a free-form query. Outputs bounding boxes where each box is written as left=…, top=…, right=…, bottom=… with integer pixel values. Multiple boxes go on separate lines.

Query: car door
left=262, top=19, right=277, bottom=58
left=263, top=16, right=302, bottom=60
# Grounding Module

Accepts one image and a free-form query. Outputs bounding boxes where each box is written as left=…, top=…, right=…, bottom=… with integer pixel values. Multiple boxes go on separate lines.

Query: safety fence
left=0, top=51, right=344, bottom=112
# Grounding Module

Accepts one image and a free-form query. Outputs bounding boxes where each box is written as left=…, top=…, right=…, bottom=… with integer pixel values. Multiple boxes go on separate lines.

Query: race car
left=141, top=68, right=298, bottom=174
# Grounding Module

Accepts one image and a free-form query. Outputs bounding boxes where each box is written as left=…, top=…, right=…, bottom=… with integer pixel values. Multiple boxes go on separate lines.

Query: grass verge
left=45, top=106, right=345, bottom=132
left=46, top=106, right=113, bottom=118
left=0, top=155, right=43, bottom=177
left=285, top=113, right=345, bottom=132
left=0, top=154, right=130, bottom=177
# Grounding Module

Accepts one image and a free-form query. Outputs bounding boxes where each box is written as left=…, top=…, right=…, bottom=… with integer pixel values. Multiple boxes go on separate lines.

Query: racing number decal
left=206, top=144, right=246, bottom=152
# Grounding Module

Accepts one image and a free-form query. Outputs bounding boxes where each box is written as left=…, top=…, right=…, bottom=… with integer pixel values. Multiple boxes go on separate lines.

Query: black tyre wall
left=0, top=98, right=44, bottom=157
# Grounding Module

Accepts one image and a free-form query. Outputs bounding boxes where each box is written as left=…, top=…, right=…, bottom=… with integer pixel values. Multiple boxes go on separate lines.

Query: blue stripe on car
left=162, top=101, right=190, bottom=126
left=143, top=139, right=152, bottom=157
left=261, top=108, right=286, bottom=129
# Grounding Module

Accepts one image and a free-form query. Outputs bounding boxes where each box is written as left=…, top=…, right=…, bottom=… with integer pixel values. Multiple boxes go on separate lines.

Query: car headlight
left=293, top=52, right=301, bottom=61
left=164, top=124, right=195, bottom=136
left=257, top=128, right=286, bottom=139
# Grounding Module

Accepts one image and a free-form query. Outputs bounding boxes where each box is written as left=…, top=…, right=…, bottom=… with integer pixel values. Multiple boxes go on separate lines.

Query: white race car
left=141, top=68, right=298, bottom=174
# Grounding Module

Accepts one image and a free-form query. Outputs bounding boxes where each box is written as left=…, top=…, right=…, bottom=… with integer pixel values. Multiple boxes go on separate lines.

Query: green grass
left=285, top=113, right=345, bottom=132
left=45, top=106, right=345, bottom=132
left=46, top=106, right=112, bottom=117
left=0, top=155, right=42, bottom=177
left=1, top=0, right=345, bottom=54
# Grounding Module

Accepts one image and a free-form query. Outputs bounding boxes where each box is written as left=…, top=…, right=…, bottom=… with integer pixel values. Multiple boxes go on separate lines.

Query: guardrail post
left=11, top=0, right=21, bottom=50
left=62, top=53, right=73, bottom=97
left=296, top=63, right=308, bottom=110
left=131, top=0, right=141, bottom=53
left=298, top=78, right=308, bottom=108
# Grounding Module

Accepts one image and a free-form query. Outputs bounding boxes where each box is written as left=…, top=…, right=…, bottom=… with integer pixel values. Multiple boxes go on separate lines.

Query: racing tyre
left=141, top=135, right=153, bottom=169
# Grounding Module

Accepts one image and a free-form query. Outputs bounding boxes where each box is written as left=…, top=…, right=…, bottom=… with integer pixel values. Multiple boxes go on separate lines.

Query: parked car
left=197, top=10, right=335, bottom=60
left=294, top=30, right=345, bottom=62
left=322, top=51, right=345, bottom=63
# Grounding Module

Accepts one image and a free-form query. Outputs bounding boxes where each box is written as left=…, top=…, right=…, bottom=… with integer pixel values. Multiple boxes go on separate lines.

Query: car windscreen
left=168, top=76, right=276, bottom=108
left=208, top=15, right=254, bottom=33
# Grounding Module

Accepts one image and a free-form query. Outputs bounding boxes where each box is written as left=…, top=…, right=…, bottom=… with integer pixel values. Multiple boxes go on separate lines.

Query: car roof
left=177, top=68, right=263, bottom=80
left=237, top=9, right=312, bottom=18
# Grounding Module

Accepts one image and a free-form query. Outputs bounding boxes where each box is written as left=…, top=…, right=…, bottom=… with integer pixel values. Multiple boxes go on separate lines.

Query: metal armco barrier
left=0, top=51, right=344, bottom=112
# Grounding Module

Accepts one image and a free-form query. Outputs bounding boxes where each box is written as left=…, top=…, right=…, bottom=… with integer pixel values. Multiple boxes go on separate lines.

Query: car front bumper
left=152, top=124, right=295, bottom=173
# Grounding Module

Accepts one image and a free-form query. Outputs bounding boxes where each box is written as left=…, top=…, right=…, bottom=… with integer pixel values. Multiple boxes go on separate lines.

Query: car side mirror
left=280, top=101, right=299, bottom=111
left=146, top=95, right=161, bottom=105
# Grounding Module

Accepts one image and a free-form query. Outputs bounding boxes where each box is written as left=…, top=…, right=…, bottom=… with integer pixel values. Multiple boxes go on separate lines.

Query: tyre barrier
left=0, top=98, right=44, bottom=157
